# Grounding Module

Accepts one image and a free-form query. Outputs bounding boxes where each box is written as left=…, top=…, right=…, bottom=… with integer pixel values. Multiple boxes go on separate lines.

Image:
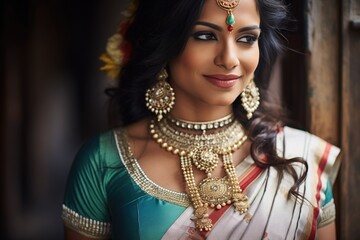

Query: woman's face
left=168, top=0, right=261, bottom=115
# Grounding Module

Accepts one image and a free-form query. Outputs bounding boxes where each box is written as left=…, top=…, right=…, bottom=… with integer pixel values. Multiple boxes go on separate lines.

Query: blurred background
left=1, top=0, right=127, bottom=239
left=1, top=0, right=359, bottom=239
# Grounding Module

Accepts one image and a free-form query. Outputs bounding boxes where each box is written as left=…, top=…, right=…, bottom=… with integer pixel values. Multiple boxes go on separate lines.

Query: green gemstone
left=226, top=14, right=235, bottom=25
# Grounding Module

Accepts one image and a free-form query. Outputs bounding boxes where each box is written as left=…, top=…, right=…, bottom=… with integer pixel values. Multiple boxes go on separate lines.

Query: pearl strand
left=149, top=117, right=250, bottom=232
left=166, top=113, right=234, bottom=132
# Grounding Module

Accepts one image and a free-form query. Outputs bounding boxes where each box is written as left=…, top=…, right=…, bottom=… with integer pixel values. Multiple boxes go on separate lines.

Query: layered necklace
left=149, top=113, right=250, bottom=231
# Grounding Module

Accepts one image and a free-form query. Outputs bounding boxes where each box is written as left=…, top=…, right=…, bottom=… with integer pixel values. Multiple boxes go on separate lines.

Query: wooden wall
left=1, top=0, right=126, bottom=239
left=339, top=0, right=360, bottom=238
left=282, top=0, right=360, bottom=239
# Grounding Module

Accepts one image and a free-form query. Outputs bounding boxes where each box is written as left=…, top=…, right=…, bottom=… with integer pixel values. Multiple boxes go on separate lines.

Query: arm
left=62, top=135, right=111, bottom=239
left=317, top=222, right=336, bottom=240
left=317, top=180, right=337, bottom=240
left=64, top=227, right=111, bottom=240
left=64, top=227, right=93, bottom=240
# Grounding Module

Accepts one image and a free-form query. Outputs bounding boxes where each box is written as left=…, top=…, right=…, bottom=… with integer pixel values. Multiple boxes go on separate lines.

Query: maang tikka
left=216, top=0, right=240, bottom=32
left=145, top=68, right=175, bottom=121
left=241, top=79, right=260, bottom=119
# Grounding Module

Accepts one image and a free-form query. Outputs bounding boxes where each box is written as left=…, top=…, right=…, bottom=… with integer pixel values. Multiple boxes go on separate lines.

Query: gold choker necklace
left=150, top=117, right=250, bottom=231
left=166, top=113, right=234, bottom=133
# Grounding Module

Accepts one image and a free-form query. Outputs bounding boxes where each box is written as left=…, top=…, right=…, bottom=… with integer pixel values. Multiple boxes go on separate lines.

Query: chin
left=208, top=96, right=238, bottom=107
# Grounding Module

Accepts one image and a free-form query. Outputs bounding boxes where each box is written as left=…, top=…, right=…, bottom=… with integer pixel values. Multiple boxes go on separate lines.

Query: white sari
left=162, top=127, right=341, bottom=240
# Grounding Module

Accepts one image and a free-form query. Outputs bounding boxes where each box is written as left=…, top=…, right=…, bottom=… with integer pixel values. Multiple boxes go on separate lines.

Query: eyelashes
left=192, top=31, right=217, bottom=41
left=237, top=35, right=259, bottom=44
left=191, top=31, right=259, bottom=45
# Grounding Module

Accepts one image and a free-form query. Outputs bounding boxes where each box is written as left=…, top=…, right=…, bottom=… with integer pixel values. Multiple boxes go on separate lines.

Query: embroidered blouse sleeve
left=308, top=134, right=341, bottom=228
left=318, top=180, right=336, bottom=227
left=62, top=135, right=111, bottom=238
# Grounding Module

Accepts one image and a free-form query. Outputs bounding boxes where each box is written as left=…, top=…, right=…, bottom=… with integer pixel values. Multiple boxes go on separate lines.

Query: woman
left=62, top=0, right=341, bottom=239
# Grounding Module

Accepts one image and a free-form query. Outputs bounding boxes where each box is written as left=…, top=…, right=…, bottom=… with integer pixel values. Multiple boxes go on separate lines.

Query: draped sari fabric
left=62, top=127, right=340, bottom=239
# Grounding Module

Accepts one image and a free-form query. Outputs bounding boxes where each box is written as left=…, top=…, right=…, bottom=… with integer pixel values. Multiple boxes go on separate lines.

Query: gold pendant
left=233, top=192, right=250, bottom=214
left=216, top=0, right=240, bottom=32
left=192, top=147, right=219, bottom=173
left=216, top=0, right=240, bottom=10
left=191, top=206, right=213, bottom=231
left=198, top=177, right=232, bottom=209
left=195, top=217, right=212, bottom=231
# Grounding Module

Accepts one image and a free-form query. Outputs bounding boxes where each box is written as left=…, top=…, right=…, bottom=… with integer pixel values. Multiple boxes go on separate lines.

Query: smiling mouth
left=203, top=74, right=241, bottom=81
left=203, top=74, right=240, bottom=88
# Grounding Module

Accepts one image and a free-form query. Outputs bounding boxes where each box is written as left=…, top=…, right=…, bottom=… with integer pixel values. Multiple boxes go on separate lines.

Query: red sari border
left=309, top=143, right=331, bottom=240
left=199, top=164, right=265, bottom=238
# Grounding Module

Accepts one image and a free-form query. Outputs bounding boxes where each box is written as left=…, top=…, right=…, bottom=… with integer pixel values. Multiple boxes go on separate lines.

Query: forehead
left=198, top=0, right=260, bottom=25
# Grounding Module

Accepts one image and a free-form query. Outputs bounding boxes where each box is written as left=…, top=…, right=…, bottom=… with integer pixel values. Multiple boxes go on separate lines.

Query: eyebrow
left=195, top=21, right=260, bottom=33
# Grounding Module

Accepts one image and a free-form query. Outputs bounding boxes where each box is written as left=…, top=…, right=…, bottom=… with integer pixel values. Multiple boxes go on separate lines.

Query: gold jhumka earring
left=216, top=0, right=240, bottom=32
left=241, top=79, right=260, bottom=119
left=145, top=68, right=175, bottom=121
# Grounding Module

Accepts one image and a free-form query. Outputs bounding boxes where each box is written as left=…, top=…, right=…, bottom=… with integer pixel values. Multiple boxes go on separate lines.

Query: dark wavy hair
left=106, top=0, right=307, bottom=198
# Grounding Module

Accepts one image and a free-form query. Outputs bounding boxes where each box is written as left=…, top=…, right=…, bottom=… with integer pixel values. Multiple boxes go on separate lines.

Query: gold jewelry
left=150, top=117, right=250, bottom=231
left=145, top=69, right=175, bottom=121
left=151, top=118, right=244, bottom=157
left=216, top=0, right=240, bottom=32
left=166, top=113, right=234, bottom=133
left=241, top=79, right=260, bottom=119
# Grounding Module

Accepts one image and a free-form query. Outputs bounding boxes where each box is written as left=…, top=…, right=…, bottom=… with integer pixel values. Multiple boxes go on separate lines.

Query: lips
left=203, top=74, right=240, bottom=88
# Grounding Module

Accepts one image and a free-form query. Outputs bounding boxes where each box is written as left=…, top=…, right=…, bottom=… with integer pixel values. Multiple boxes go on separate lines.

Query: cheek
left=170, top=48, right=205, bottom=78
left=240, top=47, right=260, bottom=74
left=178, top=46, right=207, bottom=71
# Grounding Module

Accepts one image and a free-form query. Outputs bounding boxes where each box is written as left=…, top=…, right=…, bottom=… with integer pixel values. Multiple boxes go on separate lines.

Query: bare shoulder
left=124, top=118, right=153, bottom=159
left=125, top=118, right=151, bottom=139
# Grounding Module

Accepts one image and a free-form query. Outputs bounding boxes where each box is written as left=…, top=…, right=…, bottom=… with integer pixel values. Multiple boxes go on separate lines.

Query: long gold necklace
left=149, top=116, right=250, bottom=231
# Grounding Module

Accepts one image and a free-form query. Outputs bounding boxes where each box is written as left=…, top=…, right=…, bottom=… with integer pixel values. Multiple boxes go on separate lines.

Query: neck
left=170, top=105, right=233, bottom=122
left=166, top=112, right=235, bottom=134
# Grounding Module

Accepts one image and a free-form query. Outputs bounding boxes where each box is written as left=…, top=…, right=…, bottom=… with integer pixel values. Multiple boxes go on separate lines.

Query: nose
left=214, top=40, right=239, bottom=70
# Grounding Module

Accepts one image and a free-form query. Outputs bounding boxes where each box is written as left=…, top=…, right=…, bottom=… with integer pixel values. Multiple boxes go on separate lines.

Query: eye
left=237, top=34, right=259, bottom=45
left=192, top=31, right=217, bottom=41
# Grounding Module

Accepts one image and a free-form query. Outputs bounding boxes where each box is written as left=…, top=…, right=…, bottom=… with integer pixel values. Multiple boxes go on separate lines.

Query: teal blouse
left=62, top=129, right=337, bottom=239
left=63, top=131, right=186, bottom=239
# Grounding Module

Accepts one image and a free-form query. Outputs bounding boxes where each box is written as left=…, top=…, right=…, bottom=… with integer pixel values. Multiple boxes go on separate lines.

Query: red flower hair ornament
left=99, top=1, right=137, bottom=79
